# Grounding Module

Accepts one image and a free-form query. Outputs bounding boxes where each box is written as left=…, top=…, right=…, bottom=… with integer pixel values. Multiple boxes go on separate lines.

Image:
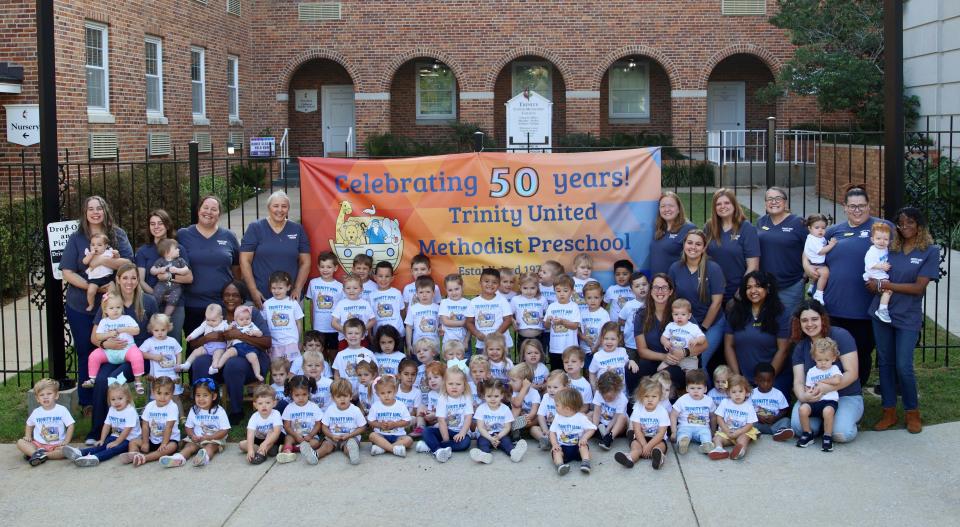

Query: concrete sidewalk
left=2, top=423, right=957, bottom=526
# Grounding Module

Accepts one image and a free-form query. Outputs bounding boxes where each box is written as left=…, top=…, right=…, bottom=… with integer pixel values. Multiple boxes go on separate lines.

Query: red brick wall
left=816, top=144, right=885, bottom=206
left=389, top=60, right=461, bottom=146
left=287, top=59, right=353, bottom=157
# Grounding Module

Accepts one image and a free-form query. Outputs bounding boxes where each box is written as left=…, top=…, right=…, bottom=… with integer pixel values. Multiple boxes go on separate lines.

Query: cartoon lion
left=339, top=223, right=366, bottom=246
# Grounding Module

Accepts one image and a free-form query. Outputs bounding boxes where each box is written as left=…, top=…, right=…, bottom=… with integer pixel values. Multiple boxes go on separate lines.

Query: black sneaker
left=28, top=449, right=47, bottom=467
left=796, top=432, right=815, bottom=448
left=600, top=434, right=613, bottom=451
left=614, top=451, right=635, bottom=468
left=821, top=435, right=834, bottom=452
left=651, top=448, right=664, bottom=470
left=579, top=460, right=591, bottom=474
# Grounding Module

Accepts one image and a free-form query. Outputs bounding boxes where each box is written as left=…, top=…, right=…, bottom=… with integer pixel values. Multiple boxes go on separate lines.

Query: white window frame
left=608, top=60, right=651, bottom=120
left=144, top=36, right=164, bottom=119
left=511, top=61, right=552, bottom=101
left=85, top=22, right=110, bottom=116
left=226, top=0, right=241, bottom=16
left=415, top=61, right=456, bottom=120
left=191, top=47, right=207, bottom=122
left=227, top=55, right=239, bottom=121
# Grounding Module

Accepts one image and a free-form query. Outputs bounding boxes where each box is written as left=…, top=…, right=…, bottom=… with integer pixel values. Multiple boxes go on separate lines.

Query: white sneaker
left=435, top=447, right=452, bottom=463
left=370, top=445, right=385, bottom=456
left=510, top=439, right=528, bottom=462
left=875, top=308, right=892, bottom=324
left=192, top=449, right=209, bottom=467
left=75, top=454, right=99, bottom=467
left=812, top=291, right=825, bottom=305
left=346, top=439, right=360, bottom=465
left=392, top=445, right=406, bottom=457
left=159, top=453, right=185, bottom=468
left=415, top=440, right=431, bottom=454
left=699, top=441, right=716, bottom=454
left=470, top=448, right=492, bottom=464
left=62, top=445, right=82, bottom=461
left=276, top=451, right=297, bottom=464
left=299, top=442, right=319, bottom=465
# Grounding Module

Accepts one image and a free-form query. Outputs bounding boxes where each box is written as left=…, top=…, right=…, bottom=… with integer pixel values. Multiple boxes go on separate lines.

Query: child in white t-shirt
left=604, top=260, right=634, bottom=324
left=301, top=350, right=333, bottom=410
left=550, top=387, right=597, bottom=475
left=405, top=276, right=440, bottom=350
left=508, top=363, right=541, bottom=440
left=579, top=281, right=611, bottom=360
left=240, top=386, right=283, bottom=465
left=332, top=318, right=376, bottom=394
left=18, top=378, right=75, bottom=466
left=588, top=322, right=639, bottom=395
left=85, top=293, right=146, bottom=394
left=269, top=357, right=291, bottom=405
left=512, top=271, right=548, bottom=354
left=619, top=273, right=649, bottom=353
left=331, top=276, right=376, bottom=343
left=318, top=379, right=367, bottom=465
left=160, top=378, right=230, bottom=468
left=659, top=298, right=705, bottom=372
left=261, top=271, right=305, bottom=364
left=125, top=376, right=180, bottom=466
left=533, top=370, right=568, bottom=450
left=465, top=268, right=514, bottom=353
left=354, top=358, right=380, bottom=414
left=615, top=378, right=668, bottom=470
left=571, top=252, right=599, bottom=317
left=591, top=370, right=628, bottom=451
left=396, top=358, right=423, bottom=436
left=863, top=222, right=894, bottom=323
left=439, top=274, right=470, bottom=349
left=369, top=261, right=405, bottom=343
left=402, top=254, right=442, bottom=306
left=797, top=338, right=844, bottom=452
left=305, top=251, right=343, bottom=351
left=277, top=375, right=324, bottom=464
left=671, top=370, right=716, bottom=455
left=750, top=362, right=793, bottom=441
left=415, top=361, right=445, bottom=436
left=139, top=314, right=183, bottom=401
left=544, top=275, right=582, bottom=365
left=373, top=325, right=405, bottom=376
left=181, top=303, right=229, bottom=376
left=803, top=214, right=836, bottom=305
left=367, top=375, right=413, bottom=457
left=72, top=381, right=142, bottom=467
left=470, top=379, right=528, bottom=464
left=519, top=339, right=549, bottom=392
left=417, top=364, right=474, bottom=463
left=708, top=375, right=759, bottom=461
left=484, top=333, right=514, bottom=383
left=564, top=346, right=594, bottom=413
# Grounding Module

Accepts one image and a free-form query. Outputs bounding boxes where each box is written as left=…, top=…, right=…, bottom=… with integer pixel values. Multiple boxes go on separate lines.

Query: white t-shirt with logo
left=436, top=394, right=474, bottom=432
left=530, top=363, right=549, bottom=386
left=331, top=298, right=375, bottom=340
left=473, top=402, right=514, bottom=435
left=580, top=308, right=611, bottom=354
left=672, top=394, right=715, bottom=429
left=405, top=301, right=440, bottom=345
left=569, top=376, right=594, bottom=406
left=604, top=284, right=633, bottom=323
left=545, top=301, right=581, bottom=354
left=403, top=282, right=442, bottom=306
left=261, top=297, right=304, bottom=346
left=715, top=398, right=759, bottom=432
left=332, top=347, right=376, bottom=392
left=306, top=277, right=343, bottom=333
left=185, top=406, right=231, bottom=436
left=592, top=391, right=628, bottom=427
left=395, top=386, right=422, bottom=419
left=375, top=351, right=405, bottom=376
left=27, top=404, right=75, bottom=444
left=619, top=299, right=644, bottom=349
left=438, top=297, right=471, bottom=342
left=106, top=404, right=142, bottom=440
left=805, top=364, right=843, bottom=402
left=141, top=400, right=181, bottom=443
left=539, top=284, right=557, bottom=306
left=281, top=400, right=324, bottom=438
left=550, top=411, right=597, bottom=446
left=750, top=387, right=789, bottom=420
left=96, top=315, right=139, bottom=353
left=368, top=400, right=412, bottom=435
left=140, top=336, right=184, bottom=395
left=708, top=388, right=728, bottom=408
left=247, top=409, right=283, bottom=440
left=369, top=287, right=405, bottom=334
left=488, top=358, right=514, bottom=383
left=630, top=403, right=670, bottom=438
left=589, top=347, right=630, bottom=393
left=537, top=393, right=558, bottom=427
left=511, top=295, right=548, bottom=331
left=322, top=404, right=367, bottom=436
left=662, top=321, right=705, bottom=370
left=513, top=387, right=542, bottom=414
left=309, top=376, right=333, bottom=410
left=466, top=294, right=513, bottom=349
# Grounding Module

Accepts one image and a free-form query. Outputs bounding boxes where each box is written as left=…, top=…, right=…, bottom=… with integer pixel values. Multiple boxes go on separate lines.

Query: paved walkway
left=1, top=423, right=957, bottom=525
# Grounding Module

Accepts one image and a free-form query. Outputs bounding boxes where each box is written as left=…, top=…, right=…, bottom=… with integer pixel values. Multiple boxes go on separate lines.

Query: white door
left=707, top=81, right=746, bottom=162
left=322, top=85, right=355, bottom=156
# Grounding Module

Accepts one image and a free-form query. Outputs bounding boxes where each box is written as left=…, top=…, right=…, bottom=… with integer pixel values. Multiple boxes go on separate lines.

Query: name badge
left=287, top=234, right=298, bottom=240
left=910, top=257, right=923, bottom=265
left=217, top=240, right=228, bottom=245
left=782, top=227, right=793, bottom=232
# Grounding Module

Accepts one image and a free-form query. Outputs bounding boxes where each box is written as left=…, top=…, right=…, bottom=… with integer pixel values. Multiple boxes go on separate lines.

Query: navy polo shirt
left=135, top=242, right=189, bottom=289
left=757, top=214, right=808, bottom=288
left=823, top=217, right=893, bottom=319
left=649, top=222, right=696, bottom=275
left=725, top=309, right=791, bottom=384
left=706, top=221, right=761, bottom=300
left=633, top=307, right=667, bottom=354
left=869, top=244, right=940, bottom=331
left=668, top=260, right=726, bottom=325
left=177, top=226, right=240, bottom=309
left=60, top=228, right=135, bottom=312
left=93, top=295, right=159, bottom=347
left=792, top=327, right=861, bottom=397
left=239, top=219, right=311, bottom=297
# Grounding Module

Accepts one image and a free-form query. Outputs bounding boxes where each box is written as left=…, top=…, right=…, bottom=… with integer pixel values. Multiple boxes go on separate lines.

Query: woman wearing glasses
left=804, top=184, right=893, bottom=389
left=756, top=187, right=808, bottom=317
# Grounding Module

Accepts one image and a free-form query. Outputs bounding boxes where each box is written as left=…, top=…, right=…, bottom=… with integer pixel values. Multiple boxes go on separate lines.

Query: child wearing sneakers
left=750, top=362, right=793, bottom=441
left=418, top=363, right=474, bottom=463
left=797, top=338, right=843, bottom=452
left=544, top=275, right=582, bottom=371
left=671, top=369, right=716, bottom=455
left=278, top=376, right=324, bottom=464
left=240, top=386, right=283, bottom=465
left=18, top=378, right=76, bottom=466
left=260, top=271, right=305, bottom=366
left=367, top=374, right=413, bottom=457
left=615, top=378, right=669, bottom=470
left=708, top=375, right=758, bottom=460
left=160, top=377, right=229, bottom=468
left=318, top=379, right=367, bottom=465
left=550, top=387, right=596, bottom=475
left=591, top=370, right=628, bottom=451
left=470, top=379, right=529, bottom=464
left=465, top=268, right=514, bottom=356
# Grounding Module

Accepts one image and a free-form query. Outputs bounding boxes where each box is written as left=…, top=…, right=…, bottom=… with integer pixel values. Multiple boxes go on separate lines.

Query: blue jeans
left=791, top=395, right=863, bottom=443
left=778, top=279, right=805, bottom=323
left=676, top=424, right=712, bottom=444
left=873, top=320, right=920, bottom=411
left=66, top=305, right=97, bottom=406
left=422, top=426, right=472, bottom=452
left=478, top=434, right=514, bottom=454
left=190, top=349, right=269, bottom=415
left=754, top=417, right=791, bottom=435
left=701, top=318, right=726, bottom=386
left=81, top=437, right=130, bottom=461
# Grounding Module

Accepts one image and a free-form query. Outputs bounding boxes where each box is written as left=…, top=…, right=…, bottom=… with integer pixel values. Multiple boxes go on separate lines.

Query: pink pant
left=88, top=345, right=145, bottom=379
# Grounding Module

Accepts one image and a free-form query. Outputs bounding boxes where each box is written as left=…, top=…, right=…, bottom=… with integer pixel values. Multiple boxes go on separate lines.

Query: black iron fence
left=0, top=122, right=956, bottom=385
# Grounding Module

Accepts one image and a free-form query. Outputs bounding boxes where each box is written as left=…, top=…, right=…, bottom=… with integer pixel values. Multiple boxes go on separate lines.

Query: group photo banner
left=300, top=148, right=661, bottom=295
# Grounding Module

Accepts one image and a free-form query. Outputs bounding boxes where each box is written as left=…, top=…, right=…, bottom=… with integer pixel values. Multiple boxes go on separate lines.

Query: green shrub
left=0, top=198, right=42, bottom=298
left=365, top=122, right=494, bottom=157
left=188, top=176, right=258, bottom=215
left=230, top=163, right=266, bottom=189
left=906, top=156, right=960, bottom=249
left=556, top=132, right=682, bottom=159
left=662, top=162, right=715, bottom=187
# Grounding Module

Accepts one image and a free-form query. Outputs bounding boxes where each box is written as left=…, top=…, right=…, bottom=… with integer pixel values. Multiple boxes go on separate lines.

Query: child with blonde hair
left=508, top=362, right=541, bottom=440
left=18, top=379, right=75, bottom=466
left=318, top=379, right=367, bottom=464
left=533, top=369, right=569, bottom=450
left=418, top=362, right=474, bottom=462
left=659, top=298, right=705, bottom=372
left=139, top=313, right=183, bottom=407
left=367, top=375, right=413, bottom=457
left=261, top=271, right=305, bottom=364
left=512, top=271, right=548, bottom=357
left=797, top=338, right=843, bottom=451
left=708, top=375, right=758, bottom=460
left=579, top=281, right=610, bottom=368
left=69, top=380, right=141, bottom=467
left=302, top=349, right=333, bottom=410
left=439, top=273, right=470, bottom=350
left=354, top=358, right=380, bottom=414
left=708, top=365, right=732, bottom=407
left=468, top=355, right=492, bottom=407
left=571, top=252, right=599, bottom=316
left=181, top=303, right=229, bottom=376
left=484, top=333, right=514, bottom=382
left=215, top=305, right=265, bottom=381
left=550, top=387, right=596, bottom=475
left=615, top=378, right=668, bottom=470
left=442, top=339, right=466, bottom=363
left=84, top=292, right=146, bottom=394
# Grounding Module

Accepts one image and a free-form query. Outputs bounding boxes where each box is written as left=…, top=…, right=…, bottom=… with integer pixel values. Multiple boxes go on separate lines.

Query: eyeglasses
left=765, top=196, right=785, bottom=203
left=651, top=285, right=671, bottom=292
left=846, top=204, right=868, bottom=211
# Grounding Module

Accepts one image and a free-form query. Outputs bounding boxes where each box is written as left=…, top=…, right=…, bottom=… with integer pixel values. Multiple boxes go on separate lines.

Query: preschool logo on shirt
left=910, top=257, right=923, bottom=265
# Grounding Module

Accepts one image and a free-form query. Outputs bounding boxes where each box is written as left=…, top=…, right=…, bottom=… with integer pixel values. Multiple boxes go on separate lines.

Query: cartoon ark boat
left=330, top=200, right=404, bottom=273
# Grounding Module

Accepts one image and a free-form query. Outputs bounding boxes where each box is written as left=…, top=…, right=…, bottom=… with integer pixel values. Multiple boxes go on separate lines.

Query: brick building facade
left=1, top=0, right=850, bottom=164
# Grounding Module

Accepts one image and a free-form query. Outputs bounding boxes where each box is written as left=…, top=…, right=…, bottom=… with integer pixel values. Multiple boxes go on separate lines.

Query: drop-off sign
left=5, top=104, right=40, bottom=146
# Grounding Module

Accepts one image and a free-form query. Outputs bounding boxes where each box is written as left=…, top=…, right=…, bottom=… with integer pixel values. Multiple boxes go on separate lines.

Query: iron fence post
left=883, top=0, right=905, bottom=218
left=38, top=0, right=67, bottom=384
left=473, top=131, right=485, bottom=152
left=189, top=141, right=200, bottom=224
left=766, top=116, right=776, bottom=188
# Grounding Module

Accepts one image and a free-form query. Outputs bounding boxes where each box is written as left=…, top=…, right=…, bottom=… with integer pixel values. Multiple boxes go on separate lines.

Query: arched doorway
left=706, top=53, right=776, bottom=162
left=287, top=59, right=355, bottom=156
left=493, top=56, right=566, bottom=148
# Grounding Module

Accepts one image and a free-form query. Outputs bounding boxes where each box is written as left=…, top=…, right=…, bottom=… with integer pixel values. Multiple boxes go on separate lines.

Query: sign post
left=505, top=89, right=552, bottom=152
left=5, top=103, right=40, bottom=146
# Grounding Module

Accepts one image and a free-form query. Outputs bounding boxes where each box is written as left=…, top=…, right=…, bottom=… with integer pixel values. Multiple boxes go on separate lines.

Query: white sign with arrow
left=5, top=104, right=40, bottom=147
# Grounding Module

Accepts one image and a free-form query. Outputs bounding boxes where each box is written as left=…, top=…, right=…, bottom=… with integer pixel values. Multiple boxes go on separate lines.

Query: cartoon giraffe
left=335, top=200, right=353, bottom=243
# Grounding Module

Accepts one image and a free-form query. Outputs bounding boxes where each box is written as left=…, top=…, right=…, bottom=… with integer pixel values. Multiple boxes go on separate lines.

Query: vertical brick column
left=459, top=93, right=495, bottom=140
left=670, top=91, right=708, bottom=148
left=565, top=91, right=601, bottom=137
left=354, top=95, right=390, bottom=156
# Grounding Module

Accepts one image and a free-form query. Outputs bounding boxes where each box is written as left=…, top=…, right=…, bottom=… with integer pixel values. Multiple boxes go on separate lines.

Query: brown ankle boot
left=873, top=408, right=898, bottom=431
left=905, top=409, right=922, bottom=434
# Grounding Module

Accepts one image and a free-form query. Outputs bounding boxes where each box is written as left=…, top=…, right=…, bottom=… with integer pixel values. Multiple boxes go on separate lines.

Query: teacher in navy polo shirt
left=648, top=191, right=696, bottom=276
left=724, top=271, right=792, bottom=395
left=705, top=188, right=761, bottom=303
left=239, top=191, right=311, bottom=309
left=756, top=186, right=808, bottom=317
left=178, top=195, right=241, bottom=334
left=806, top=184, right=892, bottom=390
left=869, top=207, right=940, bottom=435
left=135, top=209, right=192, bottom=340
